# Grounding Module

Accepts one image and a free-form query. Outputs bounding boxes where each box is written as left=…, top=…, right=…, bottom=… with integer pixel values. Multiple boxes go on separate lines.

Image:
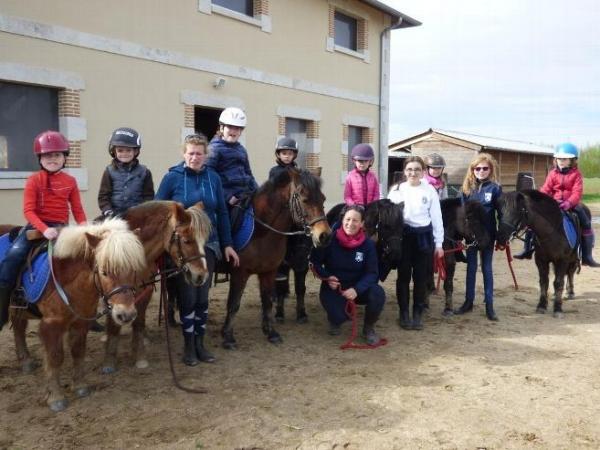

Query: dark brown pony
left=221, top=168, right=331, bottom=349
left=101, top=201, right=211, bottom=373
left=497, top=190, right=580, bottom=317
left=438, top=198, right=491, bottom=315
left=3, top=220, right=146, bottom=412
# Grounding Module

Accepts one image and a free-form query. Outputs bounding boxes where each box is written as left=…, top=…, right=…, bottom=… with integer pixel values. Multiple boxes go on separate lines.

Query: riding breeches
left=175, top=247, right=216, bottom=336
left=0, top=226, right=33, bottom=287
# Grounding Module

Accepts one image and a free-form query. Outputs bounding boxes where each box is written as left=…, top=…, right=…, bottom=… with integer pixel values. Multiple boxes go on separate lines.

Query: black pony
left=496, top=190, right=583, bottom=317
left=436, top=198, right=491, bottom=315
left=274, top=199, right=404, bottom=323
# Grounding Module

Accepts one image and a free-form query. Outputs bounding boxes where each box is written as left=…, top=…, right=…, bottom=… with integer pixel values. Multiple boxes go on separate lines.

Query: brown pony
left=221, top=168, right=331, bottom=349
left=101, top=201, right=211, bottom=373
left=5, top=219, right=146, bottom=412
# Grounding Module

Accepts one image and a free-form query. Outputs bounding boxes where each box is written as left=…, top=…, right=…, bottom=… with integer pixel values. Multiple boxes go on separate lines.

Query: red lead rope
left=495, top=243, right=519, bottom=290
left=309, top=263, right=387, bottom=350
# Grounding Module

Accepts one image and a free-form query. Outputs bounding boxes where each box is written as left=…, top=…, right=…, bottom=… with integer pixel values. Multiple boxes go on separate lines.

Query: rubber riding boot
left=581, top=233, right=600, bottom=267
left=328, top=322, right=341, bottom=336
left=182, top=333, right=198, bottom=366
left=397, top=283, right=411, bottom=329
left=513, top=230, right=534, bottom=260
left=454, top=299, right=474, bottom=315
left=485, top=302, right=499, bottom=321
left=362, top=309, right=381, bottom=345
left=411, top=305, right=424, bottom=331
left=194, top=334, right=216, bottom=363
left=0, top=284, right=11, bottom=331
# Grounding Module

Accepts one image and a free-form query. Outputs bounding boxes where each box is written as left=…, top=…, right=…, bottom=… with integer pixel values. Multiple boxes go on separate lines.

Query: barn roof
left=389, top=128, right=555, bottom=156
left=359, top=1, right=421, bottom=28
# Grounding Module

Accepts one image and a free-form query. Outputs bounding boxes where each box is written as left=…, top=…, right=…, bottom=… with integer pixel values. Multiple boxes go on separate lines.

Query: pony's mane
left=522, top=189, right=563, bottom=225
left=54, top=218, right=146, bottom=276
left=367, top=199, right=403, bottom=229
left=186, top=204, right=212, bottom=248
left=260, top=168, right=323, bottom=201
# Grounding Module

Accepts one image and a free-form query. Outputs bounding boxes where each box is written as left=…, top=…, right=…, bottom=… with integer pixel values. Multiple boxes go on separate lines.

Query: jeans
left=465, top=244, right=494, bottom=304
left=319, top=283, right=385, bottom=326
left=0, top=226, right=35, bottom=286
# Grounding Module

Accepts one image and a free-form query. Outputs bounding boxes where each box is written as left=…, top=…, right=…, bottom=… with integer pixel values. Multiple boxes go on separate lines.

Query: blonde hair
left=461, top=152, right=499, bottom=196
left=182, top=133, right=208, bottom=154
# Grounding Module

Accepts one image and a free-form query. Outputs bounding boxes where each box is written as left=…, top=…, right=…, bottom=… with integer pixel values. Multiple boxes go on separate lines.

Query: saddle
left=562, top=211, right=580, bottom=251
left=0, top=231, right=50, bottom=307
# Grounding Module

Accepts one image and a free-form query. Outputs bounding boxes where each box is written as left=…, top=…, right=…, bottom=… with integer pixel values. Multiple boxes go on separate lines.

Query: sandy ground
left=1, top=221, right=600, bottom=450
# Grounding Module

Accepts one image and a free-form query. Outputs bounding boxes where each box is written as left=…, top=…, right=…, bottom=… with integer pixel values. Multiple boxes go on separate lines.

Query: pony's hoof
left=101, top=365, right=117, bottom=375
left=441, top=308, right=454, bottom=318
left=22, top=360, right=38, bottom=374
left=49, top=398, right=68, bottom=412
left=536, top=307, right=546, bottom=314
left=222, top=340, right=237, bottom=350
left=553, top=311, right=564, bottom=319
left=296, top=315, right=308, bottom=324
left=567, top=292, right=575, bottom=300
left=75, top=386, right=91, bottom=398
left=267, top=332, right=283, bottom=344
left=135, top=359, right=149, bottom=369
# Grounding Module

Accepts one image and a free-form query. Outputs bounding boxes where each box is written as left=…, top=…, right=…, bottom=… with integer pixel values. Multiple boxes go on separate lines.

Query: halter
left=498, top=204, right=529, bottom=243
left=168, top=228, right=204, bottom=268
left=93, top=268, right=136, bottom=313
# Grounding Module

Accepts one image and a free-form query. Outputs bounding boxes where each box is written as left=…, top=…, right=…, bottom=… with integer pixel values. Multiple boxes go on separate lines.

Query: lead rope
left=309, top=263, right=387, bottom=350
left=495, top=243, right=519, bottom=290
left=159, top=258, right=207, bottom=394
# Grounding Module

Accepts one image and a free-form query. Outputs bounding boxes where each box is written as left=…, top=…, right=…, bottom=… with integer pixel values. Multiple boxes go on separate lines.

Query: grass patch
left=583, top=193, right=600, bottom=203
left=584, top=178, right=600, bottom=195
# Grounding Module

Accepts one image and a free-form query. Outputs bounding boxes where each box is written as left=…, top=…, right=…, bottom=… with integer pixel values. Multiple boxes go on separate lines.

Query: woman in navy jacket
left=309, top=205, right=385, bottom=345
left=156, top=133, right=239, bottom=366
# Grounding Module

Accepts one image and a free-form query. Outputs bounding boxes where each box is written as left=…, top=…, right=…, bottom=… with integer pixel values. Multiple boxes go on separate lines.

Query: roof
left=359, top=0, right=421, bottom=28
left=389, top=128, right=555, bottom=156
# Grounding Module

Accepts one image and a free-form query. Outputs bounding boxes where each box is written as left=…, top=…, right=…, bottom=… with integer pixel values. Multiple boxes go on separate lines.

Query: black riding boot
left=362, top=309, right=381, bottom=345
left=182, top=333, right=198, bottom=366
left=412, top=304, right=424, bottom=331
left=581, top=233, right=600, bottom=267
left=397, top=285, right=411, bottom=330
left=485, top=302, right=499, bottom=321
left=513, top=230, right=534, bottom=260
left=454, top=299, right=474, bottom=315
left=0, top=284, right=11, bottom=331
left=195, top=334, right=216, bottom=363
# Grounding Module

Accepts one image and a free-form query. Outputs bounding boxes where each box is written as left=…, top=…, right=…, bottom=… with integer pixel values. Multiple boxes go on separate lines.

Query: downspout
left=378, top=17, right=403, bottom=196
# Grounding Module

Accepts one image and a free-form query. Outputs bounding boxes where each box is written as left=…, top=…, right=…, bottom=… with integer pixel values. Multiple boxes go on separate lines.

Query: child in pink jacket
left=344, top=143, right=380, bottom=206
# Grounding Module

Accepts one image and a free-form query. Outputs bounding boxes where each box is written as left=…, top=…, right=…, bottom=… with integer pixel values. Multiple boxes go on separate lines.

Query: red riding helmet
left=33, top=131, right=70, bottom=156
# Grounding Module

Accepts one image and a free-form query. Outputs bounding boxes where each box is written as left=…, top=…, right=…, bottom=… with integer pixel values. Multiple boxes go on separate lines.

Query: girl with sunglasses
left=454, top=153, right=502, bottom=321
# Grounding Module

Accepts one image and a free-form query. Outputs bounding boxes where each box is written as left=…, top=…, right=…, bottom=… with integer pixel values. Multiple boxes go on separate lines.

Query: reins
left=309, top=263, right=387, bottom=350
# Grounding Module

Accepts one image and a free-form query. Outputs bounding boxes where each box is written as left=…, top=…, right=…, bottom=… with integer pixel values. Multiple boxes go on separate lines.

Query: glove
left=559, top=201, right=571, bottom=211
left=103, top=209, right=115, bottom=218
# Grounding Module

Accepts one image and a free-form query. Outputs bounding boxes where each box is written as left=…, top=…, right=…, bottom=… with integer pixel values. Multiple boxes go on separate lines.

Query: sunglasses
left=474, top=167, right=490, bottom=172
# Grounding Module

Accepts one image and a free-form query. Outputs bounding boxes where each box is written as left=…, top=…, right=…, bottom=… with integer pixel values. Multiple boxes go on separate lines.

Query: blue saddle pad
left=232, top=207, right=255, bottom=252
left=562, top=213, right=578, bottom=249
left=0, top=234, right=50, bottom=304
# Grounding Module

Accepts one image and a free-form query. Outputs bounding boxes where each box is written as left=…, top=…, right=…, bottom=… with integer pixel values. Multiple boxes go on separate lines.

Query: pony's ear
left=190, top=202, right=205, bottom=212
left=85, top=232, right=102, bottom=249
left=173, top=202, right=188, bottom=225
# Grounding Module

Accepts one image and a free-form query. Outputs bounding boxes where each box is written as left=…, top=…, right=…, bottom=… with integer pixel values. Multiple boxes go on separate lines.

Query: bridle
left=498, top=204, right=529, bottom=243
left=168, top=227, right=204, bottom=268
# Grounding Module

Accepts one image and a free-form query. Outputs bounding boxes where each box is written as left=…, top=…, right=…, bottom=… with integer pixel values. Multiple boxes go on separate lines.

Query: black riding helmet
left=275, top=137, right=299, bottom=161
left=108, top=127, right=141, bottom=158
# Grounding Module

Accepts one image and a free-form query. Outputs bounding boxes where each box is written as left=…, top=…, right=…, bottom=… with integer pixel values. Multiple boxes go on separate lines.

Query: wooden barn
left=388, top=128, right=555, bottom=195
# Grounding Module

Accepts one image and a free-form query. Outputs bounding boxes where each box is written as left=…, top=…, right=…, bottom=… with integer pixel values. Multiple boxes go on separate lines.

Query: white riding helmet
left=219, top=107, right=247, bottom=128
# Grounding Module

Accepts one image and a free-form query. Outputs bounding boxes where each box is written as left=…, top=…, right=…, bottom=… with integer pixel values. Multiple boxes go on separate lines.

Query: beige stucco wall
left=0, top=0, right=394, bottom=224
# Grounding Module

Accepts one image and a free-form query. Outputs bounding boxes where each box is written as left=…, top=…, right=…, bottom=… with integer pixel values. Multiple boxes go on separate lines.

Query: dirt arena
left=1, top=221, right=599, bottom=450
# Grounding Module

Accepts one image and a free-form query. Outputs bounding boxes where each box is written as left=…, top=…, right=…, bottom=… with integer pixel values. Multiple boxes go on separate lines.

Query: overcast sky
left=386, top=0, right=600, bottom=148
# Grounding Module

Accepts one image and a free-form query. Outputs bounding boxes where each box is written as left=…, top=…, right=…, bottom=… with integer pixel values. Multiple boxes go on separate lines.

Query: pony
left=101, top=201, right=212, bottom=373
left=274, top=199, right=404, bottom=323
left=221, top=168, right=331, bottom=349
left=436, top=198, right=491, bottom=315
left=496, top=190, right=582, bottom=317
left=3, top=219, right=146, bottom=412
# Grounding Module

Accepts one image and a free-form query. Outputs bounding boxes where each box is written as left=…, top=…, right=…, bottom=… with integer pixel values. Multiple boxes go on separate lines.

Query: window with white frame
left=213, top=0, right=253, bottom=16
left=334, top=11, right=358, bottom=51
left=0, top=82, right=59, bottom=171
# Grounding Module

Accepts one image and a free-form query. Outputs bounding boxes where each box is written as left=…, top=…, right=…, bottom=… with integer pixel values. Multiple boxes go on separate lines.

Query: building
left=388, top=128, right=555, bottom=194
left=0, top=0, right=420, bottom=223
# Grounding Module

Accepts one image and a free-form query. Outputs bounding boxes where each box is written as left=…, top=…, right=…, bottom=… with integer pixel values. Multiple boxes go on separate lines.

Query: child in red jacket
left=0, top=131, right=87, bottom=330
left=514, top=142, right=599, bottom=266
left=344, top=144, right=380, bottom=206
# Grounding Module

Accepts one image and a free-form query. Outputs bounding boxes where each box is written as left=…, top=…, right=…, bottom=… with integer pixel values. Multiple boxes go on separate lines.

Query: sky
left=386, top=0, right=600, bottom=148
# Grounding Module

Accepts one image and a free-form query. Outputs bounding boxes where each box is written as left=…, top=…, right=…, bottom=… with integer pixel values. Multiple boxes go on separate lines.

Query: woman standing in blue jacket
left=454, top=153, right=502, bottom=321
left=309, top=205, right=385, bottom=345
left=156, top=133, right=239, bottom=366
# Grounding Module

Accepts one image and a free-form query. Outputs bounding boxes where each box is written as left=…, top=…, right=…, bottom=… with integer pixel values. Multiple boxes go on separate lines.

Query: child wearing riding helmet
left=344, top=143, right=380, bottom=206
left=423, top=153, right=448, bottom=200
left=269, top=137, right=298, bottom=181
left=98, top=127, right=154, bottom=217
left=454, top=153, right=502, bottom=321
left=515, top=143, right=599, bottom=267
left=206, top=107, right=258, bottom=207
left=0, top=131, right=87, bottom=330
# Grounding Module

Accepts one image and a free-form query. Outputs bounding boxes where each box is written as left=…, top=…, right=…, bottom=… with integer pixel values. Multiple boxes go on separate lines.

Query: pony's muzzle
left=111, top=304, right=138, bottom=325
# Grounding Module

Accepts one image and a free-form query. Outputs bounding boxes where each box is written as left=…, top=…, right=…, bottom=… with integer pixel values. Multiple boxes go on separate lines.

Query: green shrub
left=579, top=145, right=600, bottom=177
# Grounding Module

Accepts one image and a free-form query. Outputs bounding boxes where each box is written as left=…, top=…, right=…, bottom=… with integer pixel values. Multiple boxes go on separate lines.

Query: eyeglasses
left=474, top=167, right=490, bottom=172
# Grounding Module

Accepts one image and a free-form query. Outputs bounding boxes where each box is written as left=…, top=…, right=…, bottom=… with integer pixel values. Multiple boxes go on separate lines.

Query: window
left=0, top=82, right=59, bottom=171
left=213, top=0, right=253, bottom=16
left=285, top=118, right=307, bottom=169
left=334, top=11, right=358, bottom=51
left=347, top=125, right=363, bottom=171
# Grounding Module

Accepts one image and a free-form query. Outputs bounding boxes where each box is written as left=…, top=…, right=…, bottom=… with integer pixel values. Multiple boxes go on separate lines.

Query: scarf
left=336, top=227, right=366, bottom=249
left=424, top=172, right=444, bottom=190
